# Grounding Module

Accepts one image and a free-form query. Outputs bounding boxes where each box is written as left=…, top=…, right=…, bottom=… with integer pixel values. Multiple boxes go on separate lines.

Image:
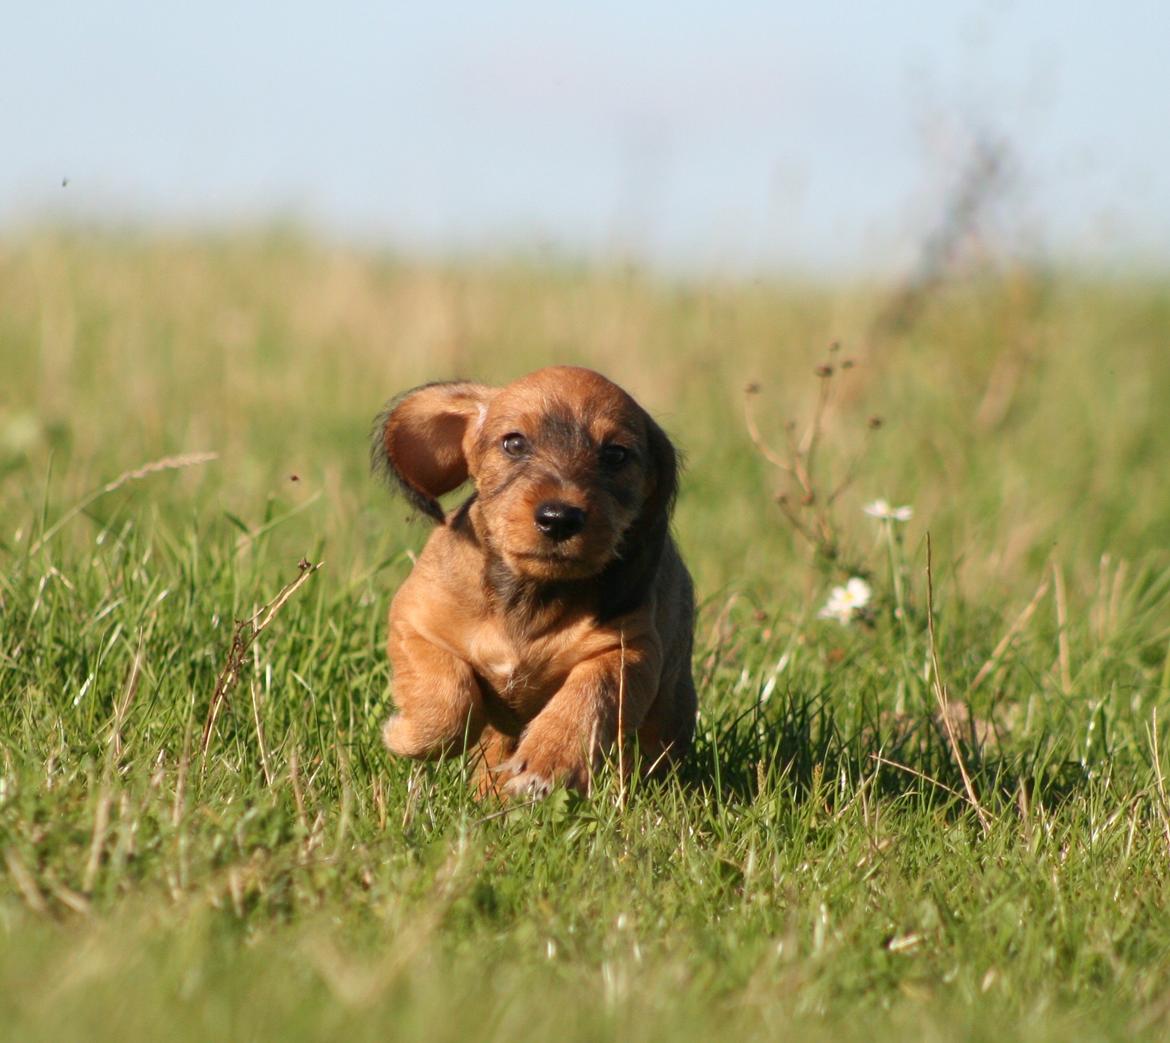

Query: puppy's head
left=374, top=366, right=678, bottom=591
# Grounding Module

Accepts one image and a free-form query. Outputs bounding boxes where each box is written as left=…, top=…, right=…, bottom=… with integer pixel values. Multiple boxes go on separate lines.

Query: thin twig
left=782, top=420, right=814, bottom=494
left=826, top=455, right=863, bottom=506
left=201, top=559, right=322, bottom=759
left=774, top=496, right=819, bottom=545
left=743, top=367, right=846, bottom=556
left=800, top=371, right=832, bottom=474
left=742, top=388, right=794, bottom=473
left=926, top=533, right=993, bottom=836
left=870, top=754, right=967, bottom=802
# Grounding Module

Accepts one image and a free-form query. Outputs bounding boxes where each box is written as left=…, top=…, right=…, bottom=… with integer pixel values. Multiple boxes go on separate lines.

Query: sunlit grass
left=2, top=230, right=1170, bottom=1040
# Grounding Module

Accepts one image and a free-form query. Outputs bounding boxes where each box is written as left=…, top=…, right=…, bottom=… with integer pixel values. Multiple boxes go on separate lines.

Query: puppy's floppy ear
left=371, top=381, right=493, bottom=522
left=599, top=411, right=680, bottom=619
left=639, top=413, right=680, bottom=538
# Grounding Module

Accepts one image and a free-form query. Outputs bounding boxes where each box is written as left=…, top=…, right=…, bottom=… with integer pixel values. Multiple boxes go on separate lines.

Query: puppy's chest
left=466, top=621, right=597, bottom=711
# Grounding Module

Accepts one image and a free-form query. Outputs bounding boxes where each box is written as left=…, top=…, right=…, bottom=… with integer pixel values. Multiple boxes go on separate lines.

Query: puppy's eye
left=501, top=433, right=530, bottom=458
left=599, top=444, right=630, bottom=470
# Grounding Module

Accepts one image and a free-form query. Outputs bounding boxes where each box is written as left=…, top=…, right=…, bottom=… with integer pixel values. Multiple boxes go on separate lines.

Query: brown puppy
left=371, top=366, right=696, bottom=798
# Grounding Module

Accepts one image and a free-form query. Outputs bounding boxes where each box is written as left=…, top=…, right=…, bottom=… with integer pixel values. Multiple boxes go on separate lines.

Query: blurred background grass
left=4, top=6, right=1170, bottom=1035
left=3, top=222, right=1170, bottom=1043
left=3, top=229, right=1167, bottom=604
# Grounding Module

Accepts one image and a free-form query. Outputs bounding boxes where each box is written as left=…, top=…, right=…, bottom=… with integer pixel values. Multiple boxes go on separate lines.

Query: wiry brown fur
left=371, top=366, right=697, bottom=798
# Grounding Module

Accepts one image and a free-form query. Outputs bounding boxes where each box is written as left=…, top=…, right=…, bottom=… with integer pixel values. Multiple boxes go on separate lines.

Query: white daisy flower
left=818, top=577, right=872, bottom=624
left=863, top=499, right=913, bottom=522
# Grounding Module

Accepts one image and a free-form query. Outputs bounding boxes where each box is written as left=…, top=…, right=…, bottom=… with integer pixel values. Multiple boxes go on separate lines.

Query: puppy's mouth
left=517, top=547, right=589, bottom=566
left=512, top=547, right=607, bottom=579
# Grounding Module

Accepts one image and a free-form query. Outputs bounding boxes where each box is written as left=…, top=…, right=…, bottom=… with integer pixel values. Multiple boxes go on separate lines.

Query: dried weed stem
left=31, top=451, right=218, bottom=554
left=926, top=534, right=993, bottom=836
left=201, top=558, right=323, bottom=760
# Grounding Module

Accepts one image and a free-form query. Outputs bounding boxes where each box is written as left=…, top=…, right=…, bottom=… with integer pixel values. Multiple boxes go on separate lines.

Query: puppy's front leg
left=499, top=640, right=661, bottom=797
left=383, top=626, right=487, bottom=760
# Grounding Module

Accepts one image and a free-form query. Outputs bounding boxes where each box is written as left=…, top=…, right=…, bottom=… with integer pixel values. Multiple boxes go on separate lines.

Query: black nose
left=534, top=501, right=587, bottom=541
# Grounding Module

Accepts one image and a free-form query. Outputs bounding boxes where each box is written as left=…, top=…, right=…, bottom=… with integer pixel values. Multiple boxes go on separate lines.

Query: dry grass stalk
left=970, top=574, right=1051, bottom=692
left=1149, top=709, right=1170, bottom=860
left=30, top=451, right=218, bottom=554
left=372, top=776, right=386, bottom=832
left=743, top=347, right=878, bottom=567
left=1108, top=559, right=1130, bottom=637
left=40, top=870, right=92, bottom=916
left=4, top=848, right=50, bottom=915
left=616, top=630, right=627, bottom=807
left=250, top=678, right=273, bottom=786
left=82, top=781, right=113, bottom=894
left=290, top=749, right=308, bottom=833
left=112, top=641, right=144, bottom=761
left=871, top=754, right=966, bottom=802
left=172, top=723, right=192, bottom=828
left=333, top=743, right=353, bottom=859
left=1052, top=560, right=1073, bottom=696
left=744, top=380, right=833, bottom=551
left=926, top=533, right=993, bottom=836
left=201, top=558, right=322, bottom=759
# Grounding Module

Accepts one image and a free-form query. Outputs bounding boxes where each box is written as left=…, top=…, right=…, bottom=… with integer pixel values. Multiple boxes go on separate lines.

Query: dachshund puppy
left=371, top=366, right=696, bottom=797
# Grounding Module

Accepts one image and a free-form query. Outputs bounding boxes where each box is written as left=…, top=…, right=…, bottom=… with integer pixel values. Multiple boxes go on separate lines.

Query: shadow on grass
left=680, top=686, right=1094, bottom=816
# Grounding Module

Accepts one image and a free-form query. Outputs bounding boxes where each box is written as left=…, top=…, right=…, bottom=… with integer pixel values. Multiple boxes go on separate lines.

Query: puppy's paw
left=497, top=762, right=557, bottom=800
left=494, top=719, right=596, bottom=798
left=382, top=714, right=427, bottom=758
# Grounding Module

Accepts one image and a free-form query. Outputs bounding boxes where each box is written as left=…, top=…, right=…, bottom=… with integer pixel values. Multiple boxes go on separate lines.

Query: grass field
left=2, top=230, right=1170, bottom=1041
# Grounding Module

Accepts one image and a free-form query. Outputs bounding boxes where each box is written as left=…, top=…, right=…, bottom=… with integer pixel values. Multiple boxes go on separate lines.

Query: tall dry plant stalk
left=201, top=558, right=323, bottom=762
left=30, top=452, right=219, bottom=554
left=744, top=343, right=880, bottom=573
left=926, top=533, right=993, bottom=836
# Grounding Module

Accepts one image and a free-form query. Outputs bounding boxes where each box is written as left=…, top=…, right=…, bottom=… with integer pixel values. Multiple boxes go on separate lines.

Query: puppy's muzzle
left=534, top=501, right=587, bottom=542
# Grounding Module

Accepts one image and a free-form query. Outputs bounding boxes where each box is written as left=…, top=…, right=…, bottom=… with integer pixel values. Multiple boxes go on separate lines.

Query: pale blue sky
left=2, top=1, right=1167, bottom=273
